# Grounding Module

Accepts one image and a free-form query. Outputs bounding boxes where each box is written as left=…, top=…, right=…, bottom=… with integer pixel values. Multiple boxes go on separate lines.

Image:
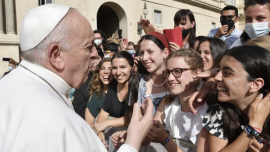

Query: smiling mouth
left=102, top=76, right=110, bottom=81
left=144, top=62, right=152, bottom=66
left=217, top=86, right=228, bottom=93
left=169, top=83, right=179, bottom=87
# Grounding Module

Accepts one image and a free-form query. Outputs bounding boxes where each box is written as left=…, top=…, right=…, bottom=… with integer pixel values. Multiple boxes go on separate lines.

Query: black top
left=87, top=92, right=106, bottom=118
left=72, top=72, right=92, bottom=119
left=102, top=82, right=126, bottom=118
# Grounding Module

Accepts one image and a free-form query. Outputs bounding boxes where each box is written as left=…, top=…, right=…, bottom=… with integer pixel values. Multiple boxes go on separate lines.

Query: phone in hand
left=3, top=58, right=10, bottom=62
left=118, top=29, right=122, bottom=39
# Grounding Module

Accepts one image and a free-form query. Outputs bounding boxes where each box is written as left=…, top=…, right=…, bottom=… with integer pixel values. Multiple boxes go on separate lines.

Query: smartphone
left=3, top=58, right=10, bottom=62
left=118, top=29, right=122, bottom=39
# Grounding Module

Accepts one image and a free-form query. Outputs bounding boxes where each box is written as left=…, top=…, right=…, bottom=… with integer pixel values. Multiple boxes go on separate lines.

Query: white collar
left=19, top=60, right=72, bottom=98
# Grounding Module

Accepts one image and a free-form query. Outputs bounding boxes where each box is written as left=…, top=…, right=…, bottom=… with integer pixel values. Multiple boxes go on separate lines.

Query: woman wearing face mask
left=230, top=1, right=270, bottom=49
left=91, top=51, right=134, bottom=146
left=197, top=37, right=227, bottom=71
left=198, top=45, right=270, bottom=151
left=85, top=58, right=113, bottom=126
left=138, top=9, right=196, bottom=50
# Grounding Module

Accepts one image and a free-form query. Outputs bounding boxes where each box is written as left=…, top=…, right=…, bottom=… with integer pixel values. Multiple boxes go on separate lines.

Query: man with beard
left=208, top=5, right=242, bottom=48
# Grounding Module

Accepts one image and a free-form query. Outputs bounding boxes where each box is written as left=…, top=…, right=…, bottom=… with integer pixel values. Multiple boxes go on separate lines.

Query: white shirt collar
left=19, top=60, right=72, bottom=97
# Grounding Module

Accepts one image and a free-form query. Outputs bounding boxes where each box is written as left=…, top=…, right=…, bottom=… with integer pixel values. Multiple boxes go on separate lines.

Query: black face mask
left=182, top=28, right=191, bottom=38
left=220, top=19, right=235, bottom=31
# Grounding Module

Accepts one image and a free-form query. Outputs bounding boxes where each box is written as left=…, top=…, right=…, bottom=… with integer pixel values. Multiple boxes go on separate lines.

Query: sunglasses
left=220, top=15, right=236, bottom=20
left=245, top=0, right=268, bottom=5
left=163, top=68, right=192, bottom=78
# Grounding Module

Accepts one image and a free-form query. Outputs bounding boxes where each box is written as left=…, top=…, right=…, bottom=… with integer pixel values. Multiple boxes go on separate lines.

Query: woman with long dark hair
left=198, top=45, right=270, bottom=151
left=92, top=51, right=134, bottom=146
left=197, top=37, right=227, bottom=71
left=85, top=58, right=112, bottom=126
left=138, top=9, right=196, bottom=50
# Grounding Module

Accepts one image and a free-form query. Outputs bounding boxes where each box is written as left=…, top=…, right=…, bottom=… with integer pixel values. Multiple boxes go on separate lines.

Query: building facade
left=0, top=0, right=244, bottom=76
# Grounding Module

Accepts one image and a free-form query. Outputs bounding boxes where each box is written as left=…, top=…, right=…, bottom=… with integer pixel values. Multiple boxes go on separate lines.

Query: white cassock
left=0, top=60, right=136, bottom=152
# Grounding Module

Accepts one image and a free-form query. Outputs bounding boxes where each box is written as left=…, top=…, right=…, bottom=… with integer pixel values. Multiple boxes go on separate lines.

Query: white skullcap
left=20, top=4, right=70, bottom=52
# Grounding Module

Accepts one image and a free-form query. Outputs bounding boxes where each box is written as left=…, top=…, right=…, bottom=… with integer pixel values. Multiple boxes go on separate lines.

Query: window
left=212, top=22, right=216, bottom=29
left=0, top=0, right=16, bottom=34
left=154, top=10, right=162, bottom=24
left=225, top=0, right=236, bottom=6
left=39, top=0, right=53, bottom=5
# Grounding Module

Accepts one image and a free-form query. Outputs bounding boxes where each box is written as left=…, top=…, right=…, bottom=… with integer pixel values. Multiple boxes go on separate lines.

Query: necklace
left=19, top=64, right=70, bottom=108
left=149, top=73, right=167, bottom=87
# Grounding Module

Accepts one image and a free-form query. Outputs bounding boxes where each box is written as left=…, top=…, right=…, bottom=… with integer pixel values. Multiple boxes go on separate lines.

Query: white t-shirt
left=164, top=96, right=208, bottom=145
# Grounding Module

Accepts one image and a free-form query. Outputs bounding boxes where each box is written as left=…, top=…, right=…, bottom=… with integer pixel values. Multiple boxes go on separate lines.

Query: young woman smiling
left=144, top=49, right=208, bottom=152
left=85, top=58, right=112, bottom=126
left=197, top=37, right=227, bottom=71
left=199, top=45, right=270, bottom=151
left=92, top=51, right=134, bottom=145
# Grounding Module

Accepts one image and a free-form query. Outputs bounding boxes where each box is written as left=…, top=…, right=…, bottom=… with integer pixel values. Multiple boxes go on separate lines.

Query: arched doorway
left=97, top=2, right=127, bottom=39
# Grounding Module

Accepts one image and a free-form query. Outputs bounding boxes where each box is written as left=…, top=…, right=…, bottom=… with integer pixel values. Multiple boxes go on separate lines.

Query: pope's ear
left=48, top=43, right=65, bottom=70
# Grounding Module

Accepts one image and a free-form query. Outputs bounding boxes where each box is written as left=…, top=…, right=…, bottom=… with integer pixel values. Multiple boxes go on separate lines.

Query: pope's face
left=62, top=12, right=98, bottom=88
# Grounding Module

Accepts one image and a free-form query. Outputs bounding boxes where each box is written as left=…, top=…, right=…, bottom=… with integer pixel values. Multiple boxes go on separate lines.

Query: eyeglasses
left=245, top=0, right=268, bottom=5
left=163, top=68, right=192, bottom=78
left=220, top=15, right=236, bottom=20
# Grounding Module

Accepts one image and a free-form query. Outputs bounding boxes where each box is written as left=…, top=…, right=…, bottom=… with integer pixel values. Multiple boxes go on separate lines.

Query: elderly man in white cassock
left=0, top=4, right=153, bottom=152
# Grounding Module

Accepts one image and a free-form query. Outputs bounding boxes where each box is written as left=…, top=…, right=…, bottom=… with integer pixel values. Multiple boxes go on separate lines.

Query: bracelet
left=161, top=136, right=171, bottom=146
left=244, top=125, right=263, bottom=143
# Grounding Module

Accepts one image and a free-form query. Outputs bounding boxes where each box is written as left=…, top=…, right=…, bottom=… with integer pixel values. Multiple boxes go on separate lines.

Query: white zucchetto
left=20, top=4, right=69, bottom=52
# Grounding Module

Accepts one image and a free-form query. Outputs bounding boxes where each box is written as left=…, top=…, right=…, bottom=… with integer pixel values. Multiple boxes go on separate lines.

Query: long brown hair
left=89, top=58, right=111, bottom=98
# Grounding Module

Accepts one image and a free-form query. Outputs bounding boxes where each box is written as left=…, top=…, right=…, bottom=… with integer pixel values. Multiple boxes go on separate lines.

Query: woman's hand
left=92, top=121, right=108, bottom=134
left=138, top=19, right=155, bottom=34
left=248, top=93, right=270, bottom=129
left=169, top=42, right=181, bottom=52
left=247, top=139, right=263, bottom=152
left=146, top=120, right=168, bottom=143
left=111, top=130, right=127, bottom=147
left=97, top=132, right=108, bottom=148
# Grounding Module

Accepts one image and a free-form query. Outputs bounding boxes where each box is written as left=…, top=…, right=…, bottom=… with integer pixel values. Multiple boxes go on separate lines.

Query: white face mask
left=245, top=22, right=270, bottom=38
left=8, top=66, right=13, bottom=71
left=94, top=39, right=102, bottom=46
left=127, top=50, right=135, bottom=55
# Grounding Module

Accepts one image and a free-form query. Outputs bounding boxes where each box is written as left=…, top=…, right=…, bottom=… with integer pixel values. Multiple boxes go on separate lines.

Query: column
left=0, top=0, right=4, bottom=34
left=5, top=0, right=16, bottom=34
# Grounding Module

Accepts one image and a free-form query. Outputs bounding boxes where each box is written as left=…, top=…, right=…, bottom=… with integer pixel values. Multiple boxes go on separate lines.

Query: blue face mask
left=127, top=50, right=135, bottom=55
left=8, top=66, right=13, bottom=71
left=104, top=54, right=110, bottom=58
left=245, top=22, right=270, bottom=38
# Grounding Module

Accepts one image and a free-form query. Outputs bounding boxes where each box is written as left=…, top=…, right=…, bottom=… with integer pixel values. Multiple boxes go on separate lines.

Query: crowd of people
left=1, top=1, right=270, bottom=152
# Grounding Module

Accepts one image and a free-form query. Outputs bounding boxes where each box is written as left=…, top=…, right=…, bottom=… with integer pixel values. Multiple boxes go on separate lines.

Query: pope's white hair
left=21, top=8, right=77, bottom=65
